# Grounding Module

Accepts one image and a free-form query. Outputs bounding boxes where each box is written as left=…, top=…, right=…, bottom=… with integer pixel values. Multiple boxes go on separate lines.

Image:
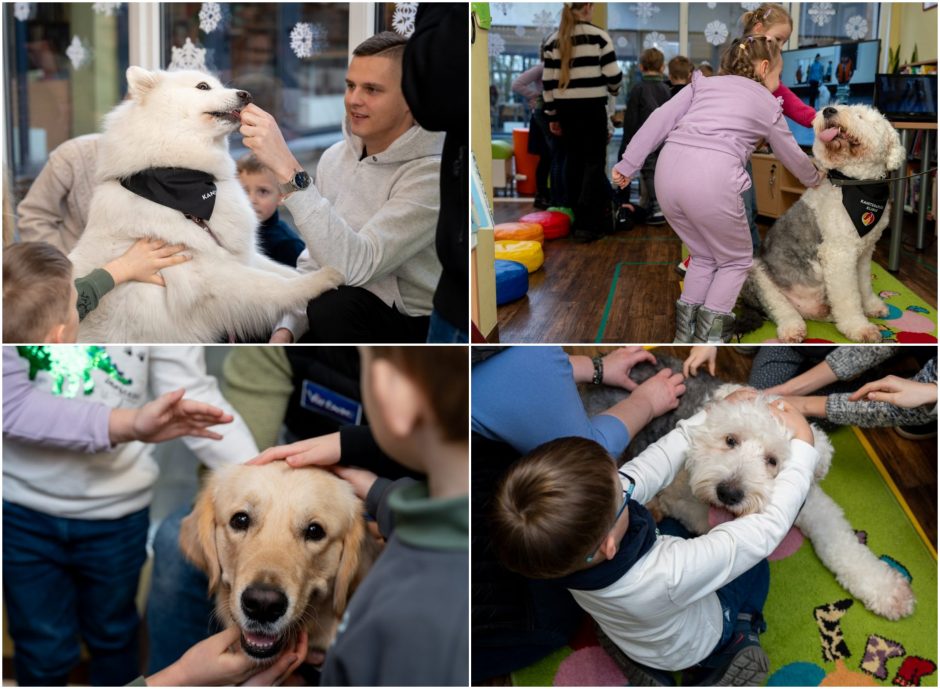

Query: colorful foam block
left=494, top=240, right=544, bottom=273
left=520, top=210, right=570, bottom=240
left=491, top=139, right=513, bottom=160
left=494, top=222, right=545, bottom=244
left=495, top=259, right=529, bottom=305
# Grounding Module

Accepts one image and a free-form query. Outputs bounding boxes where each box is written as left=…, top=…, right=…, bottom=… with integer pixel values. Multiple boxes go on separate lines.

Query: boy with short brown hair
left=668, top=55, right=693, bottom=96
left=235, top=153, right=305, bottom=267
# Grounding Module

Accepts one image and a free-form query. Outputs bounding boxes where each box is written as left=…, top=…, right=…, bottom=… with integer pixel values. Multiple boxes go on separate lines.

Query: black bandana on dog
left=120, top=168, right=217, bottom=221
left=829, top=170, right=890, bottom=238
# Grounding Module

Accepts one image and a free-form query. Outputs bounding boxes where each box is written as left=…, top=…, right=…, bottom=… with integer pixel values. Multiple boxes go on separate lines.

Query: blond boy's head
left=3, top=241, right=78, bottom=343
left=237, top=153, right=282, bottom=223
left=490, top=437, right=620, bottom=579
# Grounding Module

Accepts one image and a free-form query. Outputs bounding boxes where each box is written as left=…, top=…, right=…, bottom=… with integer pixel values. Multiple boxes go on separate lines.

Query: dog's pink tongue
left=707, top=506, right=804, bottom=561
left=818, top=126, right=840, bottom=143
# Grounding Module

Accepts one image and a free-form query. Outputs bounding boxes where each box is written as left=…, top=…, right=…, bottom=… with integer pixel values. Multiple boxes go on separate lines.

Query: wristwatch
left=278, top=169, right=312, bottom=196
left=591, top=356, right=604, bottom=385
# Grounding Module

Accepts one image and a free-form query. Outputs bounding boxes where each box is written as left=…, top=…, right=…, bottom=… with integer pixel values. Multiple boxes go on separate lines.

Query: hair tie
left=763, top=7, right=773, bottom=19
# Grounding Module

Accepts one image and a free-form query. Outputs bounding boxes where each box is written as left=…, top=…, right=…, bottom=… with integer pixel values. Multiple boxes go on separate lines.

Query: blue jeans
left=427, top=309, right=468, bottom=343
left=146, top=504, right=219, bottom=673
left=2, top=500, right=148, bottom=686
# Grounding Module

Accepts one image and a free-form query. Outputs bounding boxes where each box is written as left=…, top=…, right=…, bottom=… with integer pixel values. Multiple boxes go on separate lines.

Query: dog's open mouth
left=818, top=123, right=860, bottom=147
left=208, top=109, right=242, bottom=123
left=240, top=629, right=286, bottom=659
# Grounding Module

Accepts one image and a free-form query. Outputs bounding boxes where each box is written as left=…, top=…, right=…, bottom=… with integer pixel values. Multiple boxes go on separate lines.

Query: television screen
left=874, top=74, right=938, bottom=123
left=780, top=39, right=881, bottom=146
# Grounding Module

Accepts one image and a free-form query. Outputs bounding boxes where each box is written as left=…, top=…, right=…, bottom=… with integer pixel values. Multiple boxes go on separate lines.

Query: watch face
left=294, top=171, right=312, bottom=189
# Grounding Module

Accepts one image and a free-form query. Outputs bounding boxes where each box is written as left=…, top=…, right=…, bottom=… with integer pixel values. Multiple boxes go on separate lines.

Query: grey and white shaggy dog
left=581, top=355, right=915, bottom=620
left=736, top=104, right=906, bottom=343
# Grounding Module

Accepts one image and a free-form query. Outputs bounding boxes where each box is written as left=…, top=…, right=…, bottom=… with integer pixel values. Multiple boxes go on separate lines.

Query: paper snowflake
left=740, top=3, right=761, bottom=11
left=14, top=3, right=30, bottom=21
left=392, top=3, right=418, bottom=37
left=493, top=2, right=511, bottom=16
left=488, top=32, right=506, bottom=58
left=92, top=3, right=121, bottom=16
left=808, top=3, right=835, bottom=27
left=704, top=20, right=728, bottom=46
left=845, top=15, right=868, bottom=40
left=632, top=3, right=660, bottom=24
left=532, top=9, right=557, bottom=35
left=513, top=25, right=526, bottom=37
left=199, top=2, right=222, bottom=34
left=66, top=35, right=89, bottom=69
left=616, top=35, right=628, bottom=48
left=643, top=31, right=666, bottom=50
left=169, top=37, right=207, bottom=71
left=289, top=22, right=327, bottom=59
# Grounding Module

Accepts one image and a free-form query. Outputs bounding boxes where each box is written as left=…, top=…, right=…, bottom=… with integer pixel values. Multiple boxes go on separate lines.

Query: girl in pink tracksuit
left=612, top=35, right=823, bottom=343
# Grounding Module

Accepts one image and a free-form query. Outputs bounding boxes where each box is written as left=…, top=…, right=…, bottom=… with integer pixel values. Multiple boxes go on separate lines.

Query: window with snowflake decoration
left=608, top=3, right=679, bottom=107
left=798, top=3, right=880, bottom=47
left=4, top=2, right=129, bottom=204
left=161, top=3, right=349, bottom=179
left=687, top=3, right=746, bottom=72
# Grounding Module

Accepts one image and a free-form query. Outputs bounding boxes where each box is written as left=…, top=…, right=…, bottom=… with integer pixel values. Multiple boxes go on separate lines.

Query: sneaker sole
left=894, top=427, right=938, bottom=441
left=715, top=646, right=769, bottom=686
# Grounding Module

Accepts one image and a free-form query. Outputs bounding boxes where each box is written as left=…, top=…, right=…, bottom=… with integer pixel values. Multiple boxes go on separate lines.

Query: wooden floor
left=494, top=199, right=938, bottom=344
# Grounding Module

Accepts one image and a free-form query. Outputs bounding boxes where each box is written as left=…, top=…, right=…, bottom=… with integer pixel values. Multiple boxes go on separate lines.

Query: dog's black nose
left=241, top=586, right=287, bottom=623
left=822, top=107, right=838, bottom=118
left=237, top=90, right=252, bottom=104
left=716, top=482, right=744, bottom=507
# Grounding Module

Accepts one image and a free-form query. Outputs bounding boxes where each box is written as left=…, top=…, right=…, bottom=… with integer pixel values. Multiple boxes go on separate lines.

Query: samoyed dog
left=69, top=67, right=342, bottom=342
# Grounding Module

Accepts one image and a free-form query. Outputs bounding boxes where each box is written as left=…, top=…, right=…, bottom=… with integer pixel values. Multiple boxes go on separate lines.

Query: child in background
left=616, top=48, right=672, bottom=228
left=2, top=239, right=187, bottom=343
left=612, top=36, right=823, bottom=343
left=236, top=153, right=305, bottom=267
left=490, top=396, right=820, bottom=686
left=667, top=55, right=693, bottom=97
left=250, top=346, right=468, bottom=685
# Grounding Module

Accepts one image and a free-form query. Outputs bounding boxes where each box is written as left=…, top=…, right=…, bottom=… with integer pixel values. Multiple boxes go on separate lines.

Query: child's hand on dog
left=248, top=432, right=342, bottom=468
left=768, top=398, right=815, bottom=445
left=601, top=346, right=657, bottom=390
left=103, top=238, right=189, bottom=287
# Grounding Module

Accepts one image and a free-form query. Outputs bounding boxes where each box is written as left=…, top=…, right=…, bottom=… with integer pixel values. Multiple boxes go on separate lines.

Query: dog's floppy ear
left=333, top=512, right=373, bottom=616
left=179, top=485, right=222, bottom=594
left=126, top=66, right=159, bottom=101
left=885, top=138, right=907, bottom=173
left=809, top=424, right=834, bottom=481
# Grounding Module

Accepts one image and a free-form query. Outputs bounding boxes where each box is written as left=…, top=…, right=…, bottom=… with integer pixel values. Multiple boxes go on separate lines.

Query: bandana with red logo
left=829, top=169, right=890, bottom=238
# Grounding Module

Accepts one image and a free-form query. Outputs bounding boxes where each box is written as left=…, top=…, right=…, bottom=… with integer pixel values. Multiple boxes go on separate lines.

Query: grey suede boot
left=673, top=299, right=700, bottom=343
left=694, top=307, right=736, bottom=343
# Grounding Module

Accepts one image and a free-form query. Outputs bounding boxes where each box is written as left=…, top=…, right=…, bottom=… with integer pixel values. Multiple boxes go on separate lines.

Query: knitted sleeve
left=825, top=347, right=898, bottom=381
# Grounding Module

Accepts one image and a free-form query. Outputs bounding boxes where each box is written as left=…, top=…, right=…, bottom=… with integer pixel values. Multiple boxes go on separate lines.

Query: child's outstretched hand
left=849, top=374, right=938, bottom=409
left=332, top=465, right=379, bottom=502
left=109, top=388, right=233, bottom=445
left=683, top=346, right=718, bottom=378
left=248, top=432, right=341, bottom=467
left=611, top=168, right=630, bottom=189
left=104, top=238, right=189, bottom=286
left=768, top=398, right=814, bottom=445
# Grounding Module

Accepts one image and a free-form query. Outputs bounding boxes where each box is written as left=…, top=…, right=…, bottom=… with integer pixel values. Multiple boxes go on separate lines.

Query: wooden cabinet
left=751, top=152, right=807, bottom=219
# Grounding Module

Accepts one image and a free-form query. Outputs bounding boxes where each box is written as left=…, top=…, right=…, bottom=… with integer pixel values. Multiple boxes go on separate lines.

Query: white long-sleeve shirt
left=2, top=346, right=258, bottom=520
left=569, top=411, right=820, bottom=670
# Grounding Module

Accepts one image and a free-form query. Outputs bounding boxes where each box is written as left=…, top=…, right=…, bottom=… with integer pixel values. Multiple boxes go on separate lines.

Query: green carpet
left=510, top=427, right=937, bottom=687
left=736, top=263, right=937, bottom=344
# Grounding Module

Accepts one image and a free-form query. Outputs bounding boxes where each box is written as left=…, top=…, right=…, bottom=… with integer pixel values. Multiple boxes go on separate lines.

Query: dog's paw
left=776, top=322, right=807, bottom=343
left=312, top=266, right=345, bottom=290
left=863, top=301, right=889, bottom=318
left=842, top=321, right=884, bottom=343
left=866, top=572, right=916, bottom=621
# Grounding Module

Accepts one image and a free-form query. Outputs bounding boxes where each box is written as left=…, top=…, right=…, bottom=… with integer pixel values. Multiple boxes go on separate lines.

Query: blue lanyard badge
left=299, top=379, right=363, bottom=425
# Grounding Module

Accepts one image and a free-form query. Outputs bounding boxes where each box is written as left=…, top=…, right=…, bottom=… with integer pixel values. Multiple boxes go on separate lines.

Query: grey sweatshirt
left=279, top=121, right=444, bottom=337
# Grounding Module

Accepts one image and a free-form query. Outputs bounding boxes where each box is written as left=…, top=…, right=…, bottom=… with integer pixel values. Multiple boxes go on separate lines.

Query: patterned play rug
left=736, top=263, right=937, bottom=344
left=510, top=426, right=938, bottom=687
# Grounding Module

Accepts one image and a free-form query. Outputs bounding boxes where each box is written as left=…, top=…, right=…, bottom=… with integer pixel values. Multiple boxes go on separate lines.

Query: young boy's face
left=239, top=170, right=282, bottom=222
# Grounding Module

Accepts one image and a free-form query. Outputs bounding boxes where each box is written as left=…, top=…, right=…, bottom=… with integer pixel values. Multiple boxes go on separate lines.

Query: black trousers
left=555, top=99, right=612, bottom=236
left=301, top=285, right=431, bottom=343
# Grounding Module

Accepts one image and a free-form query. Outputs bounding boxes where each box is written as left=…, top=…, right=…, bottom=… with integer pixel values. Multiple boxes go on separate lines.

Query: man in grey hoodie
left=240, top=32, right=444, bottom=343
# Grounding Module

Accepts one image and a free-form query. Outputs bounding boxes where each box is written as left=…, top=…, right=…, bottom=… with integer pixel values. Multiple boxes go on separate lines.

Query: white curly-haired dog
left=654, top=384, right=916, bottom=621
left=738, top=104, right=906, bottom=342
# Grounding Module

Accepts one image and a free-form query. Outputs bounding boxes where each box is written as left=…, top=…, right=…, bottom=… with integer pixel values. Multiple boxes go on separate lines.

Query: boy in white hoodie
left=240, top=32, right=444, bottom=344
left=491, top=396, right=820, bottom=687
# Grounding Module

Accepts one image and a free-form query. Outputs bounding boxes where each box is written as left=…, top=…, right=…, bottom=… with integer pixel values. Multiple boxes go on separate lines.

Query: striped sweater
left=542, top=21, right=622, bottom=120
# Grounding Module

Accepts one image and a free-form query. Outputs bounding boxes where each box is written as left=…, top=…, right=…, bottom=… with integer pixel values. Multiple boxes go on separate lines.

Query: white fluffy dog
left=69, top=67, right=341, bottom=342
left=651, top=384, right=916, bottom=621
left=739, top=104, right=906, bottom=342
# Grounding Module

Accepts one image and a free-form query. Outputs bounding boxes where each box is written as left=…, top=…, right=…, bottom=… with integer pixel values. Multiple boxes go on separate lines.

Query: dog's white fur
left=747, top=105, right=906, bottom=342
left=650, top=385, right=916, bottom=621
left=180, top=463, right=378, bottom=661
left=69, top=67, right=342, bottom=342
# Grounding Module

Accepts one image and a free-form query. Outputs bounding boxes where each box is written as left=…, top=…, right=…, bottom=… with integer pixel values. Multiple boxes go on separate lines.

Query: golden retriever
left=179, top=463, right=377, bottom=661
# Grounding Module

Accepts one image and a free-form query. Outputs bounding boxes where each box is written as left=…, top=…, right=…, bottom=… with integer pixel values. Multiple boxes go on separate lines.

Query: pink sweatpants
left=655, top=143, right=753, bottom=314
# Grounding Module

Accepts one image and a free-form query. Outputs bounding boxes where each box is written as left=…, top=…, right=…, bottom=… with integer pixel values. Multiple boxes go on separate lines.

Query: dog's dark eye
left=230, top=512, right=251, bottom=531
left=196, top=82, right=211, bottom=91
left=305, top=522, right=326, bottom=542
left=725, top=435, right=738, bottom=448
left=765, top=455, right=778, bottom=467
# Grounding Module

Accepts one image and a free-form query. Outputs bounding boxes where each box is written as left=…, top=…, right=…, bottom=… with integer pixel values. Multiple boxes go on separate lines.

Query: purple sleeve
left=2, top=347, right=113, bottom=452
left=774, top=84, right=816, bottom=128
left=766, top=114, right=821, bottom=188
left=613, top=79, right=694, bottom=179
